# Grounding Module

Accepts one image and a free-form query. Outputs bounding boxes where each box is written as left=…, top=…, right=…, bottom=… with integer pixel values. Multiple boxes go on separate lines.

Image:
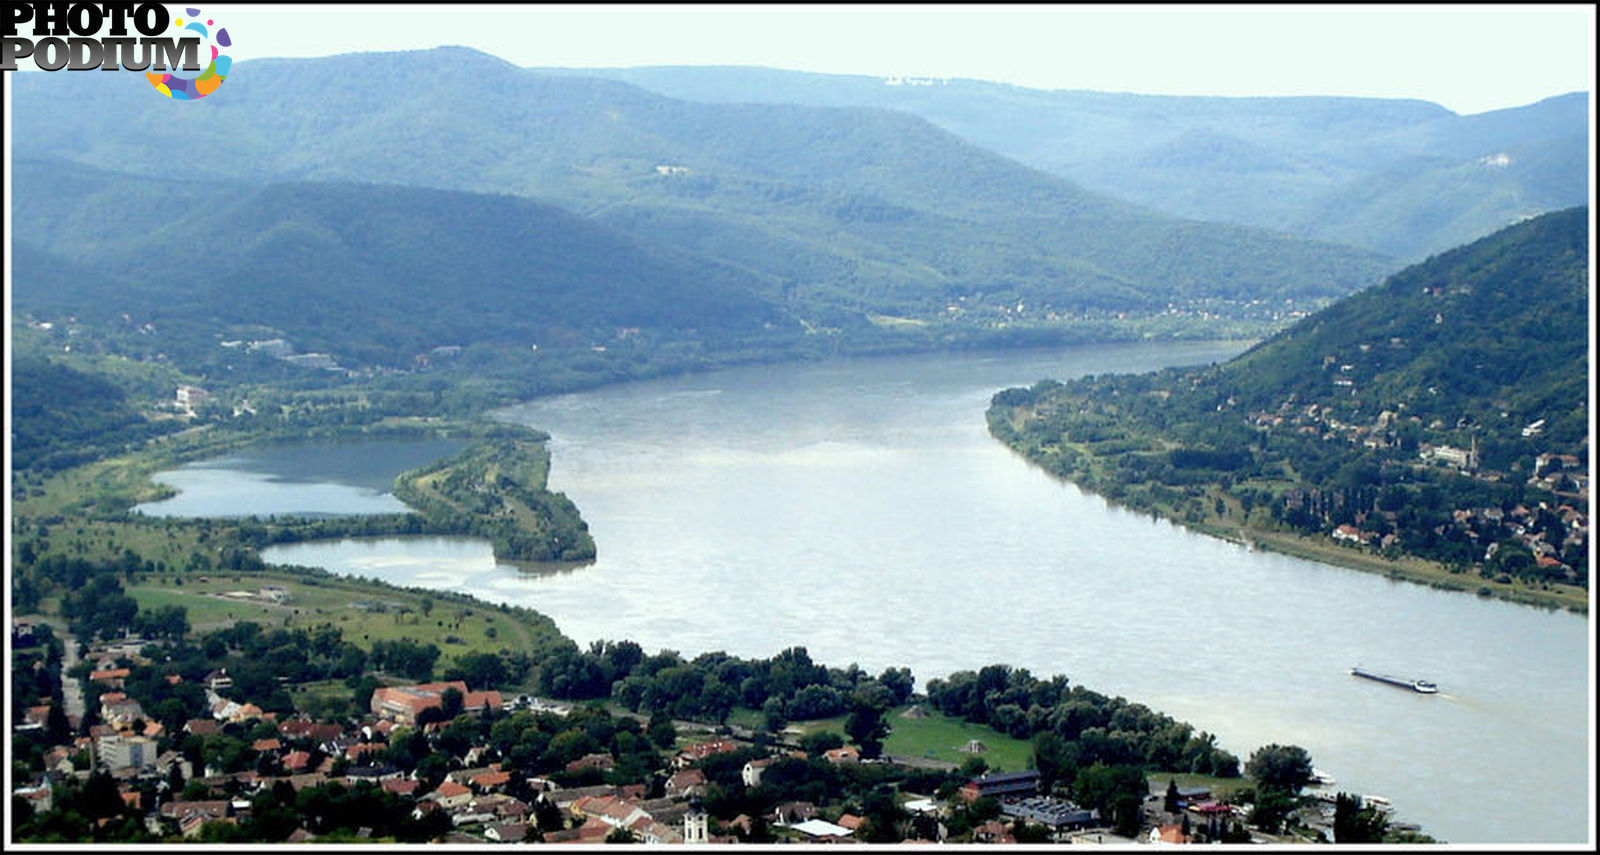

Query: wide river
left=255, top=342, right=1590, bottom=844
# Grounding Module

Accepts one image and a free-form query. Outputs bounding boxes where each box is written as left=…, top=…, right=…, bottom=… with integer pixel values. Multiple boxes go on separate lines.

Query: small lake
left=249, top=343, right=1587, bottom=844
left=133, top=437, right=464, bottom=518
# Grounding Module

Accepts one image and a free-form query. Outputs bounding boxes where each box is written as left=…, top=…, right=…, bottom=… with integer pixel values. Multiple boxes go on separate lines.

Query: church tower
left=684, top=799, right=708, bottom=844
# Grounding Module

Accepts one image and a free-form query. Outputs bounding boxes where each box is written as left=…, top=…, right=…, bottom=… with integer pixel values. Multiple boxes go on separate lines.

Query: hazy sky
left=211, top=3, right=1596, bottom=115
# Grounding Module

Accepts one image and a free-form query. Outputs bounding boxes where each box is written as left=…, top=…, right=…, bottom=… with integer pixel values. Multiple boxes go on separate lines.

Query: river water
left=248, top=342, right=1588, bottom=843
left=134, top=438, right=465, bottom=517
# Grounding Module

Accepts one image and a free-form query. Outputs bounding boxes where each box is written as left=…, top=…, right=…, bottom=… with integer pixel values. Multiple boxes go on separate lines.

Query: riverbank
left=985, top=407, right=1589, bottom=616
left=1191, top=519, right=1589, bottom=614
left=13, top=413, right=590, bottom=564
left=16, top=341, right=1578, bottom=843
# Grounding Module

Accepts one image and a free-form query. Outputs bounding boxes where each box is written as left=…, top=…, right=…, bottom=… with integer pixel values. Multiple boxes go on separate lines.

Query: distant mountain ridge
left=12, top=46, right=1393, bottom=340
left=542, top=64, right=1588, bottom=260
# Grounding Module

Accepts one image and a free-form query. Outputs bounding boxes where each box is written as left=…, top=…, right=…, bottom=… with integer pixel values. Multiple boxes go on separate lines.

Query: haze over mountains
left=550, top=65, right=1589, bottom=261
left=13, top=47, right=1397, bottom=366
left=553, top=66, right=1587, bottom=262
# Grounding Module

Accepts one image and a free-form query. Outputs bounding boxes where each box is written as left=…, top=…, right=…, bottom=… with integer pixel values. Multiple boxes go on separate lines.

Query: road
left=49, top=621, right=87, bottom=726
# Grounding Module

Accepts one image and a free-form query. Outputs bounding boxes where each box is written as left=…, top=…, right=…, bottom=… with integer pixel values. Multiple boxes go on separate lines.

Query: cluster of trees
left=10, top=353, right=186, bottom=473
left=10, top=624, right=74, bottom=769
left=535, top=640, right=913, bottom=736
left=10, top=768, right=456, bottom=844
left=391, top=437, right=596, bottom=562
left=99, top=620, right=523, bottom=732
left=53, top=568, right=186, bottom=644
left=1236, top=743, right=1391, bottom=842
left=924, top=663, right=1240, bottom=785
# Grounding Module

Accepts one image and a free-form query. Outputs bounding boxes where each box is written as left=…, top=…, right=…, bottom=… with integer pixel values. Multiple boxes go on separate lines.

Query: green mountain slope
left=11, top=163, right=794, bottom=366
left=550, top=65, right=1588, bottom=260
left=1220, top=207, right=1589, bottom=441
left=10, top=351, right=185, bottom=472
left=989, top=208, right=1590, bottom=605
left=11, top=47, right=1392, bottom=328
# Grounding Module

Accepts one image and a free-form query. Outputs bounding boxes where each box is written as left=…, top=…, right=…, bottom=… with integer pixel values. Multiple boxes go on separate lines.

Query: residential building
left=959, top=769, right=1040, bottom=802
left=369, top=681, right=502, bottom=726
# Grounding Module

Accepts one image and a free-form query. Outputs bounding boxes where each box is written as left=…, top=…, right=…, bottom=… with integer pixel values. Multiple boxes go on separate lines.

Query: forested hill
left=989, top=208, right=1590, bottom=606
left=11, top=162, right=793, bottom=367
left=553, top=65, right=1588, bottom=261
left=1219, top=206, right=1590, bottom=445
left=12, top=47, right=1392, bottom=331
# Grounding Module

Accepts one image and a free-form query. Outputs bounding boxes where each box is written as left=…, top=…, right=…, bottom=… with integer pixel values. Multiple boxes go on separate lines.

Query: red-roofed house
left=470, top=769, right=511, bottom=792
left=545, top=815, right=613, bottom=844
left=89, top=667, right=130, bottom=688
left=185, top=719, right=220, bottom=736
left=823, top=746, right=860, bottom=765
left=382, top=778, right=421, bottom=797
left=1331, top=524, right=1369, bottom=544
left=665, top=768, right=707, bottom=798
left=100, top=695, right=145, bottom=727
left=566, top=753, right=616, bottom=774
left=369, top=681, right=503, bottom=726
left=674, top=739, right=739, bottom=768
left=346, top=743, right=384, bottom=761
left=426, top=781, right=474, bottom=810
left=279, top=719, right=344, bottom=743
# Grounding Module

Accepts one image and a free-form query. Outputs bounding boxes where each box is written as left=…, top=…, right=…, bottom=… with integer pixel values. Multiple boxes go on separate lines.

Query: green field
left=882, top=707, right=1034, bottom=772
left=125, top=569, right=567, bottom=682
left=1146, top=770, right=1251, bottom=801
left=291, top=679, right=358, bottom=719
left=736, top=706, right=1034, bottom=772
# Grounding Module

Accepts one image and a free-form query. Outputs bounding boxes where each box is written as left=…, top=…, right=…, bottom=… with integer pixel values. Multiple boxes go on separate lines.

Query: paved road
left=885, top=753, right=958, bottom=771
left=51, top=621, right=86, bottom=725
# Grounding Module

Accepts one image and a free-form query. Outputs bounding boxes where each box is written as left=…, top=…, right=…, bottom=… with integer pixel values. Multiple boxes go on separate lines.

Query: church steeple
left=684, top=798, right=708, bottom=844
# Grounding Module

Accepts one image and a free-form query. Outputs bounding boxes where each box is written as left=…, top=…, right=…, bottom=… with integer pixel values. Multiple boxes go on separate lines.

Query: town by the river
left=209, top=342, right=1581, bottom=844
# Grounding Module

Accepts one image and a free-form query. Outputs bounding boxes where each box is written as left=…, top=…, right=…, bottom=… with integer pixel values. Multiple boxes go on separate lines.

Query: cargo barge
left=1351, top=666, right=1437, bottom=694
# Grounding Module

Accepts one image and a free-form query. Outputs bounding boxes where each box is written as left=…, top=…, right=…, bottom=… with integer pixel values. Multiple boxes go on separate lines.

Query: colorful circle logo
left=147, top=7, right=231, bottom=99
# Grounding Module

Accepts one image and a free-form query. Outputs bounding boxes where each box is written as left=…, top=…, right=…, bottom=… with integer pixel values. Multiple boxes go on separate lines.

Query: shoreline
left=999, top=442, right=1589, bottom=616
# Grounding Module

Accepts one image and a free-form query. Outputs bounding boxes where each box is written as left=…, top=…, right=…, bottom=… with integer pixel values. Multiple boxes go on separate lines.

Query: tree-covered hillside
left=10, top=353, right=185, bottom=472
left=1219, top=207, right=1590, bottom=447
left=989, top=208, right=1590, bottom=606
left=12, top=164, right=794, bottom=367
left=12, top=47, right=1392, bottom=332
left=560, top=65, right=1588, bottom=261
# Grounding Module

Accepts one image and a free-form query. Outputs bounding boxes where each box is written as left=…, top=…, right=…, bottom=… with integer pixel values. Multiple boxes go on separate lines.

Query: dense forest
left=13, top=47, right=1393, bottom=362
left=555, top=66, right=1588, bottom=261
